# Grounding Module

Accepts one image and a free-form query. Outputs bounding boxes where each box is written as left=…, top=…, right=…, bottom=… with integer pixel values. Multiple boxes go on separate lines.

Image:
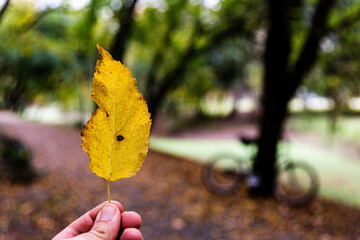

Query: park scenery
left=1, top=0, right=360, bottom=239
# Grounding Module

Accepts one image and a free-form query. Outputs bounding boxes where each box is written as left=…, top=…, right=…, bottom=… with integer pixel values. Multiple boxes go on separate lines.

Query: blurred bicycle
left=202, top=136, right=319, bottom=207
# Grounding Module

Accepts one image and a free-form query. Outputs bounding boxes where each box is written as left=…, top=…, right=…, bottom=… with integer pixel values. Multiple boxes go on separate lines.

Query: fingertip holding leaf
left=81, top=44, right=151, bottom=201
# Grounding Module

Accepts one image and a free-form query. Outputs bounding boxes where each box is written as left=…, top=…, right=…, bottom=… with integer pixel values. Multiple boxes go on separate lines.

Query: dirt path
left=1, top=111, right=360, bottom=240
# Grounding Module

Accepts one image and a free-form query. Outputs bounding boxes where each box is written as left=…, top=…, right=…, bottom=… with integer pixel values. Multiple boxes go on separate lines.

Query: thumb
left=75, top=203, right=121, bottom=240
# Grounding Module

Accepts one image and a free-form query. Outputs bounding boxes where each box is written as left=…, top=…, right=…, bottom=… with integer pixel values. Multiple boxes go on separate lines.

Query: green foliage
left=304, top=0, right=360, bottom=98
left=127, top=0, right=262, bottom=119
left=0, top=0, right=262, bottom=119
left=0, top=0, right=359, bottom=121
left=0, top=0, right=113, bottom=111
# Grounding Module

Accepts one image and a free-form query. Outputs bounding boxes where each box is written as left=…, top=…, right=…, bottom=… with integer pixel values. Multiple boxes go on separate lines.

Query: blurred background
left=1, top=0, right=360, bottom=239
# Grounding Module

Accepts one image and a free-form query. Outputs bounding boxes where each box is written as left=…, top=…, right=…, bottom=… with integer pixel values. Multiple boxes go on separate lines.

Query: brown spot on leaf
left=117, top=135, right=124, bottom=141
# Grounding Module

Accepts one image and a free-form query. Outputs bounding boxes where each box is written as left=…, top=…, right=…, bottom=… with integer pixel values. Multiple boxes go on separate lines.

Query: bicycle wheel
left=202, top=154, right=250, bottom=195
left=275, top=161, right=319, bottom=207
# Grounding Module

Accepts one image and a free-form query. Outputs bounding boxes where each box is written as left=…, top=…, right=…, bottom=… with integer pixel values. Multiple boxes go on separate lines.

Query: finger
left=87, top=201, right=123, bottom=219
left=72, top=203, right=121, bottom=240
left=121, top=211, right=142, bottom=230
left=120, top=228, right=143, bottom=240
left=52, top=201, right=123, bottom=240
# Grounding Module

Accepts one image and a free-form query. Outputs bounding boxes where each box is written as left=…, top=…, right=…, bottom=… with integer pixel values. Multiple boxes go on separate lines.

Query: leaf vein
left=111, top=119, right=141, bottom=176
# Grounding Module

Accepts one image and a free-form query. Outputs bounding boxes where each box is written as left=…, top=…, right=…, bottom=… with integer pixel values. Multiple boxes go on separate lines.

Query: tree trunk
left=110, top=0, right=137, bottom=62
left=251, top=96, right=288, bottom=196
left=251, top=0, right=336, bottom=196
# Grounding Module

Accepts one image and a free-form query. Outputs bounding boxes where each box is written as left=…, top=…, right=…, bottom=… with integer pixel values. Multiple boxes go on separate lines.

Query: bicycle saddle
left=239, top=136, right=258, bottom=145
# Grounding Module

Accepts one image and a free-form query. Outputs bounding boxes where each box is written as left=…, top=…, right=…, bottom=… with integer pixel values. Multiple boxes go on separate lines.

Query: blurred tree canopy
left=0, top=0, right=111, bottom=111
left=0, top=0, right=263, bottom=117
left=306, top=0, right=360, bottom=117
left=127, top=0, right=262, bottom=119
left=0, top=0, right=359, bottom=117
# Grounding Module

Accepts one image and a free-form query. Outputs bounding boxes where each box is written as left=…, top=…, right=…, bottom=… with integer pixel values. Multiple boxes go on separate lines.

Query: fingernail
left=99, top=205, right=116, bottom=221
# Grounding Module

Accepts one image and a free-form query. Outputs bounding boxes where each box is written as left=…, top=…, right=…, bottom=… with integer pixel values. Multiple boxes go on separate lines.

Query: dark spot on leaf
left=117, top=135, right=124, bottom=141
left=106, top=112, right=109, bottom=117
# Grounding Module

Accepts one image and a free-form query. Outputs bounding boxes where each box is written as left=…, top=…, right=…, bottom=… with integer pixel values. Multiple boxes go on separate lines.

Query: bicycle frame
left=238, top=138, right=294, bottom=169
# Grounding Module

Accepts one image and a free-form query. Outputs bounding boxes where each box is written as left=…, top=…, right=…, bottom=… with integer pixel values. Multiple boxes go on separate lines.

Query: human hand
left=52, top=201, right=143, bottom=240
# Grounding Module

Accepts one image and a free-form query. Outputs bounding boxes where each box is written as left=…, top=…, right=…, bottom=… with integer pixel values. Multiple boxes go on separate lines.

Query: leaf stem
left=107, top=180, right=110, bottom=203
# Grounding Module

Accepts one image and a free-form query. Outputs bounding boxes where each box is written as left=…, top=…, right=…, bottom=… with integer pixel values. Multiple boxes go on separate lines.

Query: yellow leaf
left=81, top=44, right=151, bottom=186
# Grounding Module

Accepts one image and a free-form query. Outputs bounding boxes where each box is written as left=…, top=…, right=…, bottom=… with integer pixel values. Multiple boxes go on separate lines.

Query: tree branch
left=0, top=0, right=10, bottom=25
left=147, top=19, right=201, bottom=118
left=144, top=0, right=188, bottom=101
left=287, top=0, right=336, bottom=101
left=147, top=12, right=254, bottom=119
left=194, top=17, right=252, bottom=57
left=18, top=7, right=59, bottom=33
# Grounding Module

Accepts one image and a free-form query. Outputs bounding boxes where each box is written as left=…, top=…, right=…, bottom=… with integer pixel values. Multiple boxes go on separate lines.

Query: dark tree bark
left=252, top=0, right=336, bottom=196
left=250, top=0, right=292, bottom=196
left=110, top=0, right=138, bottom=62
left=3, top=78, right=27, bottom=111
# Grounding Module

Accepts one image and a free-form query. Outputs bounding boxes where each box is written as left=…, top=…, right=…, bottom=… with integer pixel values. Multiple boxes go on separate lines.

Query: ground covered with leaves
left=0, top=111, right=359, bottom=240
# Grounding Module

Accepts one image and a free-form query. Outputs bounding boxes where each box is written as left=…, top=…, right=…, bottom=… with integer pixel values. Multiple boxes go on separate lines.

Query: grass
left=287, top=114, right=360, bottom=147
left=150, top=136, right=360, bottom=208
